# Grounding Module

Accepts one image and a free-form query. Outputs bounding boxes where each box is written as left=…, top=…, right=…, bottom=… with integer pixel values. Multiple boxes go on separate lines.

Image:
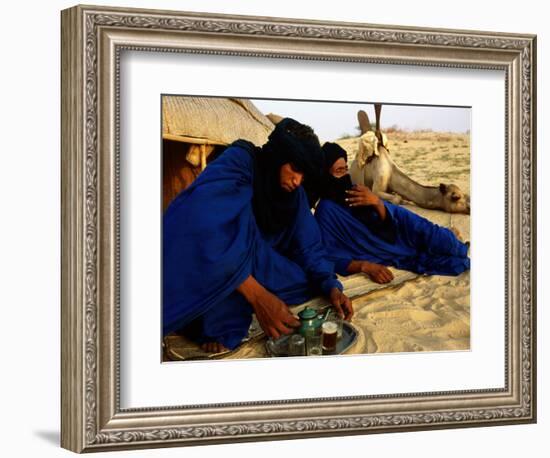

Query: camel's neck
left=388, top=161, right=442, bottom=209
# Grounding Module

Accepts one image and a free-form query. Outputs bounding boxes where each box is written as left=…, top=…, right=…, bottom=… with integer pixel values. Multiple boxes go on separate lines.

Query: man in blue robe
left=313, top=142, right=470, bottom=282
left=163, top=120, right=352, bottom=353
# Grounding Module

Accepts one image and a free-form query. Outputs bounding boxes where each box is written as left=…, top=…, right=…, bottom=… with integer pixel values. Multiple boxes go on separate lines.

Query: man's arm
left=287, top=189, right=354, bottom=319
left=287, top=191, right=343, bottom=296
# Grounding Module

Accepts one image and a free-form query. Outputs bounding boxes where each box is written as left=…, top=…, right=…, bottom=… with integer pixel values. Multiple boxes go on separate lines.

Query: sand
left=163, top=130, right=471, bottom=361
left=337, top=130, right=471, bottom=194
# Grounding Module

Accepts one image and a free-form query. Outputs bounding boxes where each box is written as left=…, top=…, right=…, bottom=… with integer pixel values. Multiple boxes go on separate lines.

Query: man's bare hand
left=237, top=275, right=299, bottom=339
left=361, top=261, right=394, bottom=284
left=329, top=288, right=353, bottom=321
left=346, top=260, right=394, bottom=284
left=345, top=184, right=381, bottom=207
left=252, top=289, right=300, bottom=339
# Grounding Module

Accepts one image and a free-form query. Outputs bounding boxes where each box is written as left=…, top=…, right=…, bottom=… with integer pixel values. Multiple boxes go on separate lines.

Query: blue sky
left=252, top=98, right=470, bottom=143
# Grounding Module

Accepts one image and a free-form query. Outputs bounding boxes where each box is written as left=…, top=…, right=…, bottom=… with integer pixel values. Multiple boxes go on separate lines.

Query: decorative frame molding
left=61, top=4, right=536, bottom=453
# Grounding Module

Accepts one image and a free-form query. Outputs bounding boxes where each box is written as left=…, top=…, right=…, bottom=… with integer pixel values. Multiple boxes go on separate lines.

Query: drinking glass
left=306, top=334, right=322, bottom=356
left=288, top=334, right=306, bottom=356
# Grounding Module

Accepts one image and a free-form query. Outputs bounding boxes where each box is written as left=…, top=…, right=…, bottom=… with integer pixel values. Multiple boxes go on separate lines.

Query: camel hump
left=357, top=110, right=373, bottom=134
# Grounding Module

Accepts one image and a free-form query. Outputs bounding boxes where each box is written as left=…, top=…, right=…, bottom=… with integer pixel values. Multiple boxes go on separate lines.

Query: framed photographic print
left=160, top=95, right=472, bottom=362
left=61, top=4, right=537, bottom=453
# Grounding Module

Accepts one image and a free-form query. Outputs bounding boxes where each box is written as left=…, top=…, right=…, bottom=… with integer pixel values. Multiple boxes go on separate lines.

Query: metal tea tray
left=265, top=321, right=358, bottom=357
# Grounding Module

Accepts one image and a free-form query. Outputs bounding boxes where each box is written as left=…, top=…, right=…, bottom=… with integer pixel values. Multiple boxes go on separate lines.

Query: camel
left=348, top=105, right=470, bottom=214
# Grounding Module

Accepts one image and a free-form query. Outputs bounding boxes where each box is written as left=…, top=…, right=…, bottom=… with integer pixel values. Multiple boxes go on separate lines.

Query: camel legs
left=349, top=158, right=402, bottom=205
left=372, top=177, right=402, bottom=205
left=374, top=190, right=402, bottom=205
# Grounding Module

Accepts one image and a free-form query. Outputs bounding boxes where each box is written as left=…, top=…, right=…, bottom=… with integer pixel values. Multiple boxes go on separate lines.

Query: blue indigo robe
left=163, top=145, right=341, bottom=349
left=315, top=199, right=470, bottom=277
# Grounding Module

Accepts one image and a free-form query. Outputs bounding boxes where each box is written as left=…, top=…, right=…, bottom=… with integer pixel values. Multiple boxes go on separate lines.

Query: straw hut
left=162, top=96, right=275, bottom=210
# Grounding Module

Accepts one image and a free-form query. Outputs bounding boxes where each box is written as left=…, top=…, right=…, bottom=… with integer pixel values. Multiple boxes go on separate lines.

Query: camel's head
left=439, top=183, right=470, bottom=214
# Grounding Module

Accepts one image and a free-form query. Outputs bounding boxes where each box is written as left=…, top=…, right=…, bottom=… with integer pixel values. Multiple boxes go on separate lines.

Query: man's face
left=329, top=158, right=348, bottom=178
left=279, top=163, right=304, bottom=192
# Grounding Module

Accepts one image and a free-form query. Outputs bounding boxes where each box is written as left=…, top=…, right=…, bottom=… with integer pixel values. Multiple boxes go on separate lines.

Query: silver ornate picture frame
left=61, top=4, right=537, bottom=453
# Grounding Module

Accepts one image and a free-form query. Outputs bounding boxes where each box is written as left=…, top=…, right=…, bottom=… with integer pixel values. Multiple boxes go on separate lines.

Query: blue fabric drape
left=315, top=199, right=470, bottom=277
left=163, top=145, right=341, bottom=349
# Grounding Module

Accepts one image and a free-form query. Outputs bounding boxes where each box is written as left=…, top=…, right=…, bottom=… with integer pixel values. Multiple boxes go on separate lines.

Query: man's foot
left=360, top=261, right=394, bottom=284
left=201, top=342, right=229, bottom=353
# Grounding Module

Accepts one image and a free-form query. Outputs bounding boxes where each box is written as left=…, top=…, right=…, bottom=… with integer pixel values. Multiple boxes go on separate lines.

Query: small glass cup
left=321, top=320, right=338, bottom=353
left=266, top=335, right=288, bottom=357
left=306, top=334, right=322, bottom=356
left=288, top=334, right=306, bottom=356
left=328, top=310, right=344, bottom=339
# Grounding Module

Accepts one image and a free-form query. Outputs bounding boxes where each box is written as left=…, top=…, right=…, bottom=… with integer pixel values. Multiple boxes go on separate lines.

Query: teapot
left=297, top=306, right=330, bottom=337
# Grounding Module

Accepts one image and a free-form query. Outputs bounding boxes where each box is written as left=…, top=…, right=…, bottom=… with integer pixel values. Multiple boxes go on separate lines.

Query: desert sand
left=164, top=130, right=471, bottom=361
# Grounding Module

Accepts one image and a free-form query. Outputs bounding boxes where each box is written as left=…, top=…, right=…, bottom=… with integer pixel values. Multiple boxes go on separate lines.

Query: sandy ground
left=164, top=130, right=471, bottom=361
left=337, top=130, right=471, bottom=194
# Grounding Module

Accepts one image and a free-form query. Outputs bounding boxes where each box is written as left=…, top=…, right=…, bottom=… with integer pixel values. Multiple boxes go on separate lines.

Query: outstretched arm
left=287, top=190, right=354, bottom=319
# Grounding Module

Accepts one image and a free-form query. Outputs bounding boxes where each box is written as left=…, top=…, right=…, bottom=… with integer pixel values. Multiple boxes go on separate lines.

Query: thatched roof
left=162, top=96, right=274, bottom=147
